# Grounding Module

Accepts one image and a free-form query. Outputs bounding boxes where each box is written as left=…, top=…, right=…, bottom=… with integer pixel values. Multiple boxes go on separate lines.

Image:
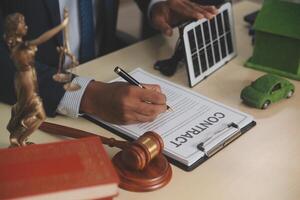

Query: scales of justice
left=4, top=9, right=172, bottom=192
left=4, top=9, right=79, bottom=147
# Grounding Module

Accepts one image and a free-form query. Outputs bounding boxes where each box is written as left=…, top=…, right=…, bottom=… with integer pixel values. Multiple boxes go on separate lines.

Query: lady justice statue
left=3, top=12, right=69, bottom=147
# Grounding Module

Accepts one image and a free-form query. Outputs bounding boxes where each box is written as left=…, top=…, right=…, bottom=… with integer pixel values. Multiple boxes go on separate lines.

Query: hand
left=150, top=0, right=218, bottom=36
left=80, top=81, right=167, bottom=125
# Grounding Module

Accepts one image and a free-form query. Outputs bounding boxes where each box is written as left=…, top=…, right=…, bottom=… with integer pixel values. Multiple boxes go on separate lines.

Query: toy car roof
left=251, top=74, right=288, bottom=93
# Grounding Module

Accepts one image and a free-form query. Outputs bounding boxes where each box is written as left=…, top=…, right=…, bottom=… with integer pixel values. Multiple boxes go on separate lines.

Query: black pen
left=114, top=66, right=172, bottom=111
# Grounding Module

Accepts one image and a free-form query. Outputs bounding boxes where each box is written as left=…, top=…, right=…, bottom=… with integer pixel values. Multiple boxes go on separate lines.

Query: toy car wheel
left=286, top=90, right=294, bottom=98
left=261, top=100, right=271, bottom=109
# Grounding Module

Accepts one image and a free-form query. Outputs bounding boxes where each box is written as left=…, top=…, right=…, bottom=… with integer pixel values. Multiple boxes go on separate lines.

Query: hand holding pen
left=114, top=67, right=172, bottom=111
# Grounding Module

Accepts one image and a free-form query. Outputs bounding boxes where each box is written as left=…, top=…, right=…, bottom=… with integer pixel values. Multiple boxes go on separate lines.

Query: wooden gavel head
left=113, top=131, right=171, bottom=192
left=121, top=131, right=164, bottom=170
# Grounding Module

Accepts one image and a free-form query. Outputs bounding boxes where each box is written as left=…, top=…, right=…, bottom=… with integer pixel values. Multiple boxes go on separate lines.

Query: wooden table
left=1, top=1, right=299, bottom=200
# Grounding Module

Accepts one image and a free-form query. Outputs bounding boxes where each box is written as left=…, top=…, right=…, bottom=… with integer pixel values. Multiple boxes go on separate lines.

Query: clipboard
left=85, top=115, right=256, bottom=171
left=85, top=68, right=256, bottom=171
left=172, top=121, right=256, bottom=171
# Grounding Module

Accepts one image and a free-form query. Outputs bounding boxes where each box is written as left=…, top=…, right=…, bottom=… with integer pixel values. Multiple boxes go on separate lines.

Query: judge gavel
left=39, top=122, right=164, bottom=170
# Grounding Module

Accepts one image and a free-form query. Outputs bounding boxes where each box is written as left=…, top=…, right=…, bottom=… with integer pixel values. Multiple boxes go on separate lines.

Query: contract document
left=88, top=68, right=255, bottom=171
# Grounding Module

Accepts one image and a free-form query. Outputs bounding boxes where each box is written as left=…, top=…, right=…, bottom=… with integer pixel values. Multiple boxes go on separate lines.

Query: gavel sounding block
left=113, top=152, right=172, bottom=192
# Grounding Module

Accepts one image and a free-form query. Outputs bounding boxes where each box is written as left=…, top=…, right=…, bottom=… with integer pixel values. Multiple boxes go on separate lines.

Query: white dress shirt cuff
left=148, top=0, right=167, bottom=20
left=57, top=76, right=93, bottom=118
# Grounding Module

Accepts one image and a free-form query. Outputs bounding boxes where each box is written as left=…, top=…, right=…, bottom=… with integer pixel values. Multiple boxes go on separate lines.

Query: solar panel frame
left=183, top=3, right=237, bottom=87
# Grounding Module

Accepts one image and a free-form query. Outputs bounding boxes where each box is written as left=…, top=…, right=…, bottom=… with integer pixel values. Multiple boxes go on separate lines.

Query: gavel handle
left=39, top=122, right=130, bottom=150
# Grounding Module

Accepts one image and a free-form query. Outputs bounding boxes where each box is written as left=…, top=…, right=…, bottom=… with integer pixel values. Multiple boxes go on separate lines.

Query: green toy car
left=241, top=74, right=295, bottom=109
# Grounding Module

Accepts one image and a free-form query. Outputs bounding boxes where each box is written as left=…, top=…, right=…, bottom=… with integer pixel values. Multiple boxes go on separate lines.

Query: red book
left=0, top=137, right=119, bottom=200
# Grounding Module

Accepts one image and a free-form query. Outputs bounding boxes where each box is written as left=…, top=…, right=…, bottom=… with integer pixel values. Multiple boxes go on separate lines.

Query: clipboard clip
left=197, top=122, right=241, bottom=157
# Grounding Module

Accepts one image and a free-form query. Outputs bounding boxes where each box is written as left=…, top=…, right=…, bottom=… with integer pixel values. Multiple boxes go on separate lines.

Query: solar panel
left=183, top=3, right=236, bottom=87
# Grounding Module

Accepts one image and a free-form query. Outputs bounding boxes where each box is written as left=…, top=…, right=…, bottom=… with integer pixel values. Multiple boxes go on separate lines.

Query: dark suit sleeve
left=0, top=9, right=67, bottom=117
left=134, top=0, right=150, bottom=15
